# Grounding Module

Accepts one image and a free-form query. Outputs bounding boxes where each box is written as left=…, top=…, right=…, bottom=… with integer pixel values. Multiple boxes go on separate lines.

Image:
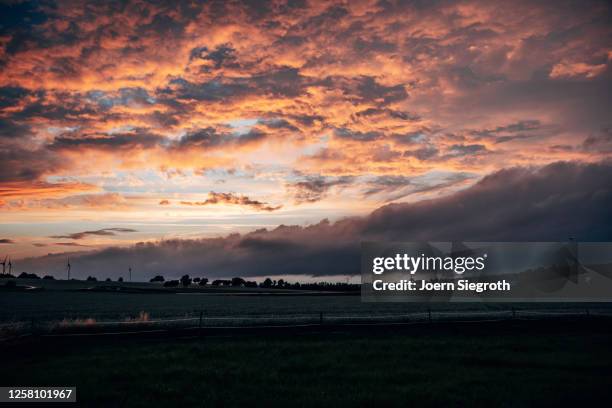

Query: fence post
left=198, top=310, right=204, bottom=338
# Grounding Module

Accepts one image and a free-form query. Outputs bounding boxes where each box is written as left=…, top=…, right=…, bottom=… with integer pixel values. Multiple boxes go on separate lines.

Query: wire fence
left=2, top=307, right=611, bottom=340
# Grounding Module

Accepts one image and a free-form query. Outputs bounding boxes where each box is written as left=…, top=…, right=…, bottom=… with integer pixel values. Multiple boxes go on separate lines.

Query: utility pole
left=129, top=266, right=132, bottom=282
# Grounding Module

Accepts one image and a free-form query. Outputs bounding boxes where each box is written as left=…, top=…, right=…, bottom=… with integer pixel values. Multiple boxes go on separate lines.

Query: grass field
left=3, top=279, right=611, bottom=324
left=2, top=319, right=612, bottom=407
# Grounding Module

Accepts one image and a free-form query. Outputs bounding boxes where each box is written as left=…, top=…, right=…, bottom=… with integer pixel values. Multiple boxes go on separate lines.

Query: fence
left=2, top=307, right=612, bottom=340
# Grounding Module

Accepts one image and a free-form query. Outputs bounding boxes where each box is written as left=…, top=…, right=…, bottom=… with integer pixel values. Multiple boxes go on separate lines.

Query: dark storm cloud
left=0, top=118, right=32, bottom=139
left=446, top=66, right=505, bottom=89
left=456, top=67, right=612, bottom=135
left=50, top=227, right=137, bottom=240
left=470, top=120, right=542, bottom=138
left=353, top=36, right=397, bottom=54
left=0, top=86, right=32, bottom=108
left=354, top=76, right=408, bottom=104
left=162, top=66, right=308, bottom=102
left=160, top=78, right=247, bottom=102
left=0, top=239, right=15, bottom=244
left=403, top=146, right=439, bottom=161
left=137, top=12, right=185, bottom=37
left=355, top=108, right=420, bottom=121
left=364, top=172, right=474, bottom=201
left=364, top=160, right=612, bottom=242
left=249, top=67, right=307, bottom=97
left=0, top=147, right=62, bottom=182
left=257, top=118, right=299, bottom=132
left=445, top=144, right=489, bottom=157
left=175, top=127, right=267, bottom=149
left=147, top=110, right=180, bottom=128
left=468, top=120, right=552, bottom=144
left=288, top=113, right=325, bottom=126
left=298, top=4, right=349, bottom=32
left=87, top=88, right=155, bottom=109
left=189, top=43, right=239, bottom=71
left=10, top=92, right=100, bottom=122
left=334, top=128, right=382, bottom=142
left=582, top=127, right=612, bottom=153
left=287, top=175, right=355, bottom=203
left=237, top=237, right=298, bottom=251
left=392, top=132, right=429, bottom=145
left=319, top=75, right=408, bottom=105
left=50, top=129, right=165, bottom=150
left=0, top=0, right=48, bottom=55
left=17, top=160, right=612, bottom=279
left=363, top=175, right=413, bottom=196
left=53, top=242, right=89, bottom=247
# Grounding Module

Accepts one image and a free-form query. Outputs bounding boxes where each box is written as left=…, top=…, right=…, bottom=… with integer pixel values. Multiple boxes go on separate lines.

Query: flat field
left=2, top=279, right=610, bottom=324
left=2, top=319, right=611, bottom=407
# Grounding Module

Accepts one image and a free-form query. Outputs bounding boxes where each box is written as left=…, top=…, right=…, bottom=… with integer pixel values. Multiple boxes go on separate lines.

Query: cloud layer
left=17, top=160, right=612, bottom=279
left=1, top=1, right=611, bottom=208
left=1, top=0, right=610, bottom=259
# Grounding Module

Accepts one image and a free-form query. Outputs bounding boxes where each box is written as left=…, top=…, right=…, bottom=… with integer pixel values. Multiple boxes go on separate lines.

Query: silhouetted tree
left=42, top=275, right=55, bottom=280
left=198, top=278, right=209, bottom=286
left=18, top=272, right=40, bottom=279
left=86, top=276, right=97, bottom=282
left=118, top=277, right=124, bottom=282
left=180, top=274, right=192, bottom=287
left=105, top=277, right=112, bottom=282
left=150, top=275, right=165, bottom=283
left=261, top=278, right=273, bottom=288
left=231, top=277, right=246, bottom=287
left=163, top=280, right=179, bottom=287
left=212, top=279, right=230, bottom=286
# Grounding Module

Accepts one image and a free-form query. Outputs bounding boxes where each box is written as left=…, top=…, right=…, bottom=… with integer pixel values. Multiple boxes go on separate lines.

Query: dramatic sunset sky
left=1, top=0, right=611, bottom=279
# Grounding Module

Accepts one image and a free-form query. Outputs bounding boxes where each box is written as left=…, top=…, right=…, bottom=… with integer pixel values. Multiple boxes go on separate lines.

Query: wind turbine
left=0, top=256, right=6, bottom=274
left=66, top=258, right=71, bottom=280
left=128, top=266, right=132, bottom=282
left=7, top=257, right=12, bottom=275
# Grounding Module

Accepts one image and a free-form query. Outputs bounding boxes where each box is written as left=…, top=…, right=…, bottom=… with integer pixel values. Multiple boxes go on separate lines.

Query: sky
left=1, top=0, right=611, bottom=278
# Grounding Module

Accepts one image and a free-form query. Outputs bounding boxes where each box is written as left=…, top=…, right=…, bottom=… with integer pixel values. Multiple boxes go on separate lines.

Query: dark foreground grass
left=1, top=320, right=612, bottom=407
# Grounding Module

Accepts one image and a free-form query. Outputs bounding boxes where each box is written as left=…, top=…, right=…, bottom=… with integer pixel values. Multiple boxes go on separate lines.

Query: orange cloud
left=179, top=192, right=281, bottom=212
left=0, top=0, right=610, bottom=226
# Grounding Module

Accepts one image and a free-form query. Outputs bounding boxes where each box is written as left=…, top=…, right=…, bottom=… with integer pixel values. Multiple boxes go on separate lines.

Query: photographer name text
left=372, top=279, right=511, bottom=293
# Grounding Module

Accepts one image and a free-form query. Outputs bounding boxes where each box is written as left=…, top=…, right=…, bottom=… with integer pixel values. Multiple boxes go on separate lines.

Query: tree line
left=0, top=271, right=359, bottom=292
left=153, top=274, right=359, bottom=292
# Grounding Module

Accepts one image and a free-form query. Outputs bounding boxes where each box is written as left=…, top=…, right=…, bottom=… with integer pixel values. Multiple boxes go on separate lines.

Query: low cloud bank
left=17, top=160, right=612, bottom=280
